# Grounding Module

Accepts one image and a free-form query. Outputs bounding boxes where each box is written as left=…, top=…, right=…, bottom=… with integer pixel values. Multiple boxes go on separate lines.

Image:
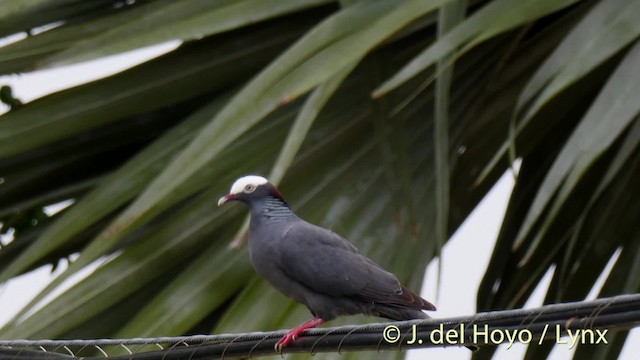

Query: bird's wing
left=278, top=222, right=434, bottom=310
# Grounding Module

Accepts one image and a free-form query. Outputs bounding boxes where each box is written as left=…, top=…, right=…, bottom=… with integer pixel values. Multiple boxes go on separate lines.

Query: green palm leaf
left=1, top=1, right=638, bottom=359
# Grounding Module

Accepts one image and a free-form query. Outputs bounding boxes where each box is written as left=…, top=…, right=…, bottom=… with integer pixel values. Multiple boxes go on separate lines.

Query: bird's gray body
left=246, top=196, right=434, bottom=321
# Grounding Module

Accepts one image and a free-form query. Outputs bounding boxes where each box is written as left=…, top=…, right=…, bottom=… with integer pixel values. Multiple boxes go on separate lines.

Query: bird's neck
left=250, top=196, right=296, bottom=224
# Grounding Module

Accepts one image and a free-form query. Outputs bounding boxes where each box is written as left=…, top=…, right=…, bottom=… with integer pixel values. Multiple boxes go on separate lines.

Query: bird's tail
left=375, top=306, right=430, bottom=321
left=398, top=285, right=437, bottom=311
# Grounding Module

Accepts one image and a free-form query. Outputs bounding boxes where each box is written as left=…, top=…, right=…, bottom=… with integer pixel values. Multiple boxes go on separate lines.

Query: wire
left=1, top=294, right=639, bottom=359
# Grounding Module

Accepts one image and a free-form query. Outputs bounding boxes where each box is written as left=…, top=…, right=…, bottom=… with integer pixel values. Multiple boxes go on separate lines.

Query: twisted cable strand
left=0, top=294, right=638, bottom=360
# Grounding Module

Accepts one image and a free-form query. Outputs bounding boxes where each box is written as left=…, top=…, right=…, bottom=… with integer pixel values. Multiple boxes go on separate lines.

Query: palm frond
left=1, top=1, right=639, bottom=360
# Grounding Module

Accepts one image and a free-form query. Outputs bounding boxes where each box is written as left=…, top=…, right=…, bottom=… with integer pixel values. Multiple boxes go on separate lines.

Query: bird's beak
left=218, top=194, right=234, bottom=206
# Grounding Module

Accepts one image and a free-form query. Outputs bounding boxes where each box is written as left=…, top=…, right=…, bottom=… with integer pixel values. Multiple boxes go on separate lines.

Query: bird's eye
left=244, top=184, right=256, bottom=193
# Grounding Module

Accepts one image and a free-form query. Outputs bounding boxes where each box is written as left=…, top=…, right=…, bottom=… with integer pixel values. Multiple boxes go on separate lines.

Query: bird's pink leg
left=275, top=317, right=325, bottom=351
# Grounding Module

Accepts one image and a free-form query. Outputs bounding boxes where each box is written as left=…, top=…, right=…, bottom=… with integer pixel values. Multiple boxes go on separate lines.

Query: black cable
left=1, top=294, right=639, bottom=360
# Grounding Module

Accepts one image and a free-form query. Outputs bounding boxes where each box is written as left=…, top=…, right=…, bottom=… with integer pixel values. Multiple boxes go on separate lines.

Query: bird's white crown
left=229, top=175, right=269, bottom=194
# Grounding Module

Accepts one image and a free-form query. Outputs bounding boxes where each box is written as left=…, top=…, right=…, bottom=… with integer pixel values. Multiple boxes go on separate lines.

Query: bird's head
left=218, top=175, right=285, bottom=207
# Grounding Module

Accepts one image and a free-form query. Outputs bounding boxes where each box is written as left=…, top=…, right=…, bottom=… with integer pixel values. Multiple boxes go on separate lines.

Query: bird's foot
left=275, top=317, right=325, bottom=352
left=275, top=332, right=297, bottom=352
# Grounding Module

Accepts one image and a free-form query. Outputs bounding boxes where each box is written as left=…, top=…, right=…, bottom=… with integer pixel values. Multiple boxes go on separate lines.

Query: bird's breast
left=247, top=231, right=279, bottom=274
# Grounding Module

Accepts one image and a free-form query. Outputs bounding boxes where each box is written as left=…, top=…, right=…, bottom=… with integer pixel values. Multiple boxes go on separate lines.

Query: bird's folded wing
left=279, top=222, right=432, bottom=310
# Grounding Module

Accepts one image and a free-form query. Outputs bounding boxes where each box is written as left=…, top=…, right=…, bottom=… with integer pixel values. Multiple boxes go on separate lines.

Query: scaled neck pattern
left=251, top=196, right=296, bottom=223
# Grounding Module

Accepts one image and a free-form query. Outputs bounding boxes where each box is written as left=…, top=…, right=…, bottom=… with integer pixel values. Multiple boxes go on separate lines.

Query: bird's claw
left=275, top=334, right=296, bottom=352
left=274, top=317, right=324, bottom=353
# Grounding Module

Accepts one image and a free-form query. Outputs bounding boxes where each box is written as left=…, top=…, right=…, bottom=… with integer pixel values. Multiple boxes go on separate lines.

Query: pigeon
left=218, top=175, right=446, bottom=351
